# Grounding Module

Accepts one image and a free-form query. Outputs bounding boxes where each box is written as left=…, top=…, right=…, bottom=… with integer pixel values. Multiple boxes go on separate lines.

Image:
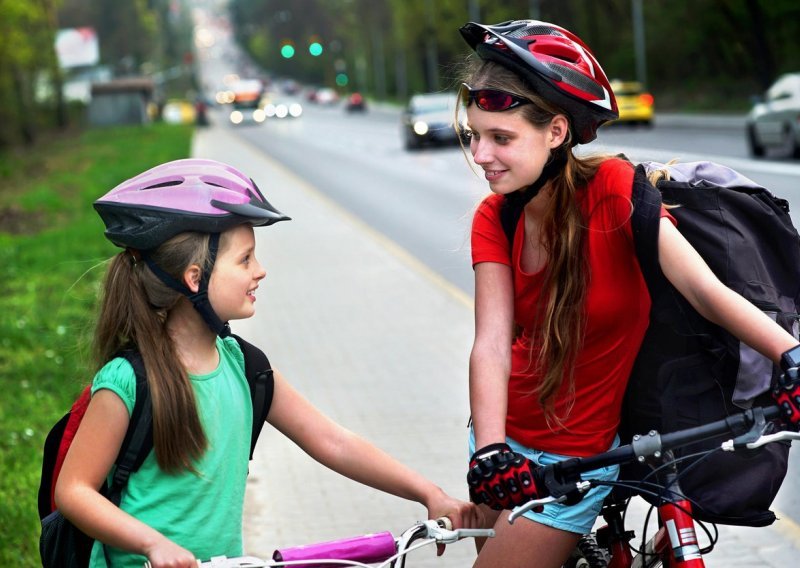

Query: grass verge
left=0, top=123, right=193, bottom=565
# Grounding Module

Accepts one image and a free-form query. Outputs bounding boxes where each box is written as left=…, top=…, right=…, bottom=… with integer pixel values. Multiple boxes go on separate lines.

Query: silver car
left=401, top=92, right=461, bottom=150
left=746, top=73, right=800, bottom=158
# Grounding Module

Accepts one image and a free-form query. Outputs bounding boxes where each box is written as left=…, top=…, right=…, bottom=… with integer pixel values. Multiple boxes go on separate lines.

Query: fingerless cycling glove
left=467, top=443, right=544, bottom=511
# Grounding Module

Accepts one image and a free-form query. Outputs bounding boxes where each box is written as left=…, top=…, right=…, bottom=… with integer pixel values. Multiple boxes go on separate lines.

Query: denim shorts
left=469, top=429, right=619, bottom=534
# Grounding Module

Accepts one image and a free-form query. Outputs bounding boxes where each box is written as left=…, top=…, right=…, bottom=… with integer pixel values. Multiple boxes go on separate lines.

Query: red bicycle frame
left=596, top=492, right=705, bottom=567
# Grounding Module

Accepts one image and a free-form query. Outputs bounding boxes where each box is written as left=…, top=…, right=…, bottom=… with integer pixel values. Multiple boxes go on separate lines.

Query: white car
left=746, top=73, right=800, bottom=158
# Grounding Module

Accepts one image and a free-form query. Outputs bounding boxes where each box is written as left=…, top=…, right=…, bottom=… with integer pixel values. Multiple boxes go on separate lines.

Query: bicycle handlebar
left=187, top=518, right=496, bottom=567
left=508, top=404, right=798, bottom=523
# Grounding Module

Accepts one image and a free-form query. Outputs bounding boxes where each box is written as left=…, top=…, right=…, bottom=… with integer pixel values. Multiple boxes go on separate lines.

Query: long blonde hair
left=461, top=59, right=610, bottom=423
left=93, top=232, right=216, bottom=473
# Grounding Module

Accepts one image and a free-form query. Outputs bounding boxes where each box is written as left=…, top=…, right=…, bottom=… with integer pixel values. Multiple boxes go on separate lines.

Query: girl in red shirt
left=458, top=19, right=799, bottom=568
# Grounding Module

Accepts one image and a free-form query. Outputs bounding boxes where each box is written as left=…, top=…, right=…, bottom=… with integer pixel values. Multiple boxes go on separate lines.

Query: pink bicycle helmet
left=94, top=159, right=289, bottom=336
left=460, top=20, right=618, bottom=144
left=94, top=158, right=289, bottom=250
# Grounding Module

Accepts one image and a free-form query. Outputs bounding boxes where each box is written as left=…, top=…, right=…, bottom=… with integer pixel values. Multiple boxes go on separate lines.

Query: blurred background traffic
left=2, top=0, right=800, bottom=158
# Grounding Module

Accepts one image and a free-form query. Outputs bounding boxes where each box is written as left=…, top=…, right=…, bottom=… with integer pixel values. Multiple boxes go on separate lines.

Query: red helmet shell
left=460, top=20, right=618, bottom=144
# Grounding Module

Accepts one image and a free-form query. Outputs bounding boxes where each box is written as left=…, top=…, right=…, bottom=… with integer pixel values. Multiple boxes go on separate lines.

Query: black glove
left=775, top=346, right=800, bottom=426
left=467, top=443, right=544, bottom=511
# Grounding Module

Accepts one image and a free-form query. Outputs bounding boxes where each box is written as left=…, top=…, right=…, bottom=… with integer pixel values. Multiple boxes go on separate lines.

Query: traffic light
left=280, top=41, right=295, bottom=59
left=335, top=73, right=349, bottom=87
left=309, top=41, right=323, bottom=56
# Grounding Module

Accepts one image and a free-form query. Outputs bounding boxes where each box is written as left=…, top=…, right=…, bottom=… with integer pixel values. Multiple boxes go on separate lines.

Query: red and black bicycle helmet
left=460, top=20, right=618, bottom=144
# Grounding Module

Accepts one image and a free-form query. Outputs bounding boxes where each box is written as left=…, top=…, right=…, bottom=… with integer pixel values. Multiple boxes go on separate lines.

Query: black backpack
left=499, top=160, right=800, bottom=527
left=38, top=334, right=274, bottom=567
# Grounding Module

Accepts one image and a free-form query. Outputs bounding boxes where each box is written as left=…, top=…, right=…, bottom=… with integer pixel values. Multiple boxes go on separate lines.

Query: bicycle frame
left=510, top=404, right=800, bottom=568
left=597, top=494, right=704, bottom=568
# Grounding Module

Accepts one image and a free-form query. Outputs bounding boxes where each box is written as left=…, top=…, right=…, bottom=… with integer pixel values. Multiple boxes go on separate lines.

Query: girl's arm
left=658, top=217, right=798, bottom=362
left=267, top=372, right=479, bottom=528
left=54, top=390, right=196, bottom=568
left=469, top=261, right=515, bottom=449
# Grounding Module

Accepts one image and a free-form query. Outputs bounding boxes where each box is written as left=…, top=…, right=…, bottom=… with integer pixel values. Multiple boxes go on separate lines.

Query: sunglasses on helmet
left=460, top=83, right=532, bottom=112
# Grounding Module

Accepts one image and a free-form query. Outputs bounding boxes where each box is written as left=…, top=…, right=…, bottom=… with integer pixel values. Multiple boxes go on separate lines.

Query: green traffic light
left=335, top=73, right=348, bottom=87
left=281, top=44, right=295, bottom=58
left=309, top=42, right=323, bottom=56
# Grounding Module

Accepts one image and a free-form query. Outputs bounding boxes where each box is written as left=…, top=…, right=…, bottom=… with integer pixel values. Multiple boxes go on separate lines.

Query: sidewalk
left=192, top=124, right=800, bottom=566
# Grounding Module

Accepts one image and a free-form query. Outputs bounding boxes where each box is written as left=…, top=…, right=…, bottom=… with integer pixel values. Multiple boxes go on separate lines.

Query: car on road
left=609, top=80, right=654, bottom=126
left=401, top=92, right=460, bottom=150
left=162, top=99, right=196, bottom=125
left=345, top=92, right=367, bottom=112
left=314, top=87, right=339, bottom=105
left=227, top=79, right=266, bottom=125
left=746, top=73, right=800, bottom=158
left=261, top=94, right=303, bottom=119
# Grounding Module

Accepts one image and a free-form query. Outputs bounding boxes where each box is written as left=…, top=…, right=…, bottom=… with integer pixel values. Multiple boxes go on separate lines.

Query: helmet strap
left=141, top=232, right=231, bottom=337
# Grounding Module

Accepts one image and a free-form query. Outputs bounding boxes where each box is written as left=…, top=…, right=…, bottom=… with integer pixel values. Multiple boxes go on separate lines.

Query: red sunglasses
left=460, top=83, right=531, bottom=112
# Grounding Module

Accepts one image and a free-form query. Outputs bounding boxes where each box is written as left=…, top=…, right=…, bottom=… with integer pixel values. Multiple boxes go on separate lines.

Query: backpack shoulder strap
left=108, top=350, right=153, bottom=505
left=500, top=193, right=526, bottom=250
left=630, top=164, right=668, bottom=298
left=231, top=334, right=274, bottom=459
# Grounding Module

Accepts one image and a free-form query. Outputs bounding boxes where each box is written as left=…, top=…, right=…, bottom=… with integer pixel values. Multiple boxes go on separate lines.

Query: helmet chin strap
left=141, top=232, right=231, bottom=337
left=505, top=147, right=569, bottom=210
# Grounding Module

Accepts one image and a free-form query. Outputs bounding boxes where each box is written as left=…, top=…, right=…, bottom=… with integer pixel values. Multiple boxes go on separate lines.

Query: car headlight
left=275, top=104, right=288, bottom=118
left=230, top=110, right=243, bottom=124
left=289, top=103, right=303, bottom=117
left=264, top=103, right=276, bottom=117
left=413, top=121, right=429, bottom=135
left=253, top=109, right=266, bottom=123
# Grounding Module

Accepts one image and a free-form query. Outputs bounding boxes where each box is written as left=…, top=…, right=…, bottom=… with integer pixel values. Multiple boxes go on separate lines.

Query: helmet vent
left=507, top=25, right=561, bottom=39
left=546, top=62, right=604, bottom=99
left=141, top=180, right=181, bottom=190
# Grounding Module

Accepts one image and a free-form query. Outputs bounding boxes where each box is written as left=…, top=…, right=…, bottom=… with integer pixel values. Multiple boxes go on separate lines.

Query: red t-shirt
left=471, top=158, right=668, bottom=456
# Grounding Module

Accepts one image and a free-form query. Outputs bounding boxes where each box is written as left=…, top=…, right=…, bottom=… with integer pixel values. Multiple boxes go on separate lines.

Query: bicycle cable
left=590, top=479, right=719, bottom=556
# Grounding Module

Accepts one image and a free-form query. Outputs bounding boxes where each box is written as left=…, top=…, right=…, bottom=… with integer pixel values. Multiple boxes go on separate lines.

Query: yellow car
left=161, top=99, right=196, bottom=125
left=610, top=80, right=654, bottom=126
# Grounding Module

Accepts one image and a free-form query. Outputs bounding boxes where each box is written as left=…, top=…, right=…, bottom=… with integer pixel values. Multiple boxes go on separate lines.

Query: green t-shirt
left=89, top=336, right=252, bottom=567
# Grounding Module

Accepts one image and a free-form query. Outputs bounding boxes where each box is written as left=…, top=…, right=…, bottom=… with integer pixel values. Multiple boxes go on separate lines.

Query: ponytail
left=93, top=233, right=211, bottom=473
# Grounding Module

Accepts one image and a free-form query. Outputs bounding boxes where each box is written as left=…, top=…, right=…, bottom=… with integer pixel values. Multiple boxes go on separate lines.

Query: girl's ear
left=548, top=115, right=570, bottom=148
left=183, top=264, right=203, bottom=293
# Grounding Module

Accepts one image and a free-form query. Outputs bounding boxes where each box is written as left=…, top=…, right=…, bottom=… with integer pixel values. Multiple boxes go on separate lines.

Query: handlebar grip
left=272, top=531, right=396, bottom=565
left=436, top=517, right=453, bottom=531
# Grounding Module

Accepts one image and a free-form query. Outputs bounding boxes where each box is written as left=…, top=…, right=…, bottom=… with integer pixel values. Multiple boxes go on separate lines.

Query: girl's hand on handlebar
left=467, top=443, right=545, bottom=512
left=142, top=536, right=197, bottom=568
left=423, top=489, right=482, bottom=555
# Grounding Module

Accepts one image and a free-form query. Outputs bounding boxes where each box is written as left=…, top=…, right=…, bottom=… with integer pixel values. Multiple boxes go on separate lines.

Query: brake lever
left=508, top=480, right=592, bottom=524
left=723, top=429, right=800, bottom=451
left=508, top=496, right=565, bottom=524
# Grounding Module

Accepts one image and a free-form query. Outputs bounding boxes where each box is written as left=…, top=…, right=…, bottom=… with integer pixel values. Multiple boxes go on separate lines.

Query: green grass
left=0, top=123, right=193, bottom=565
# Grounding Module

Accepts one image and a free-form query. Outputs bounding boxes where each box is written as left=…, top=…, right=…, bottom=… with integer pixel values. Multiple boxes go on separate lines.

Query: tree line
left=2, top=0, right=798, bottom=152
left=231, top=0, right=800, bottom=109
left=0, top=0, right=193, bottom=150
